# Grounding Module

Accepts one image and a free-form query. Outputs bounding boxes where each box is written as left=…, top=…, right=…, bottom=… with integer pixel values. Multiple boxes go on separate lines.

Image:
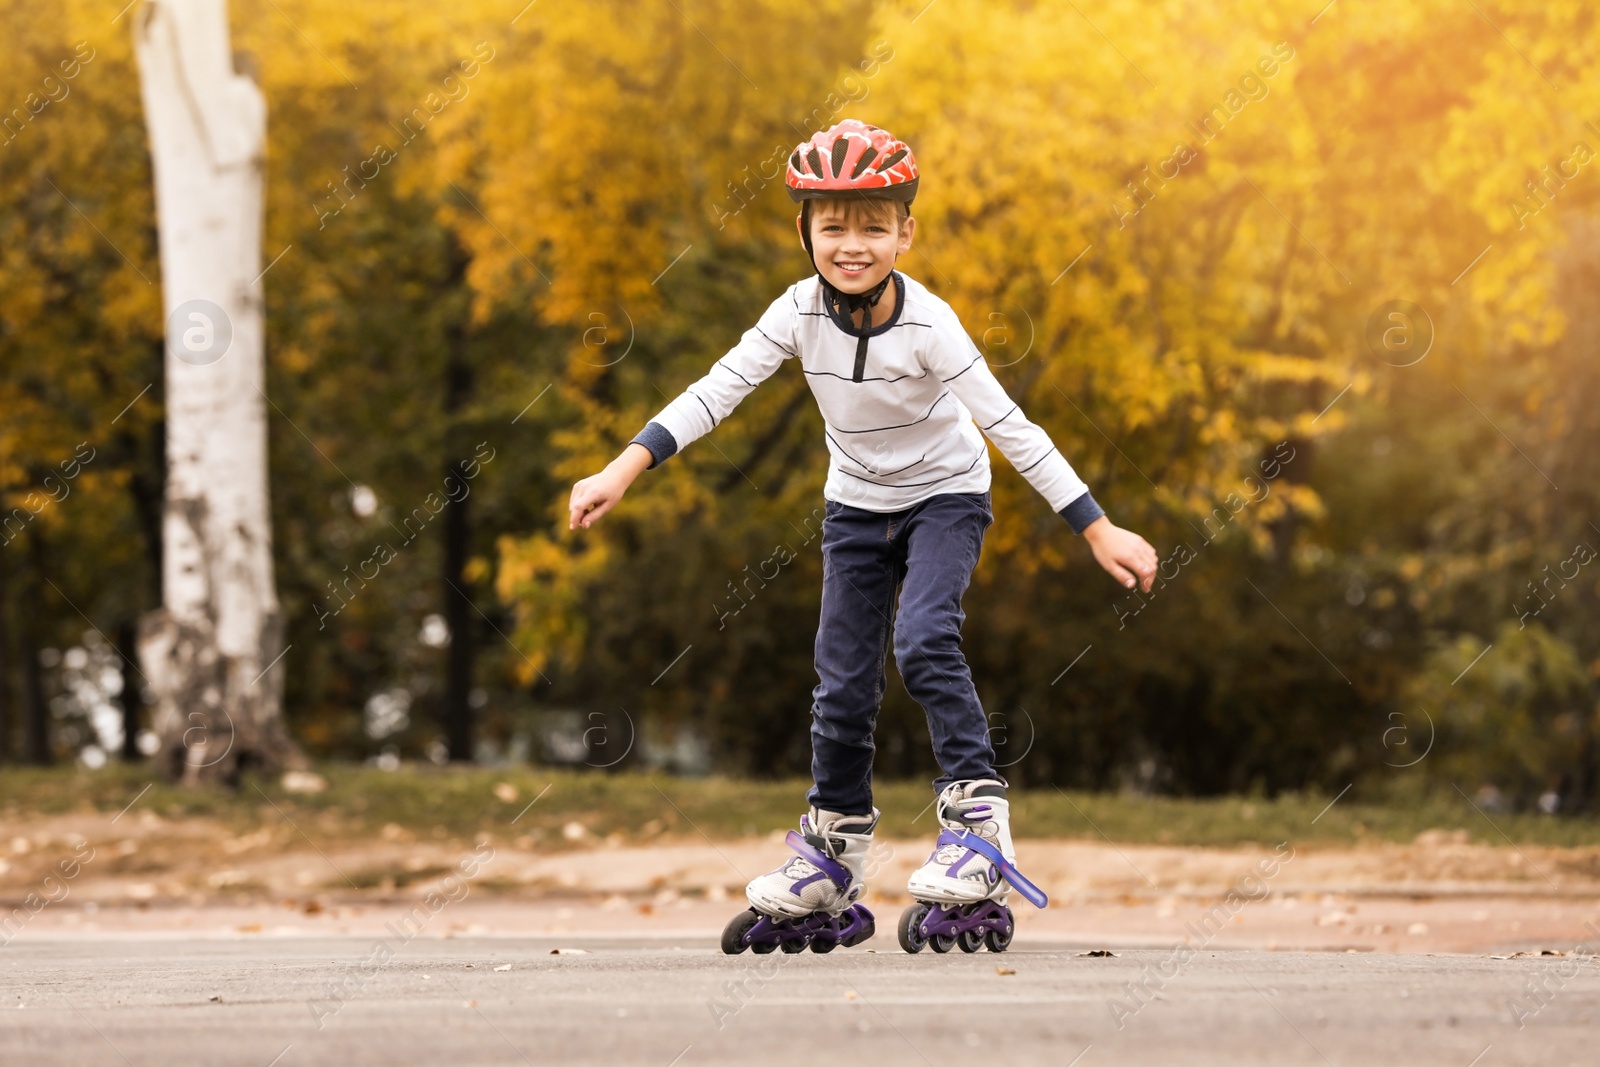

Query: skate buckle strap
left=953, top=830, right=1049, bottom=909
left=785, top=830, right=851, bottom=891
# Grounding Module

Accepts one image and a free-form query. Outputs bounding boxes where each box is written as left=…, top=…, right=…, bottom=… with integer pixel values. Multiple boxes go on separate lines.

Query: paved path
left=4, top=934, right=1597, bottom=1066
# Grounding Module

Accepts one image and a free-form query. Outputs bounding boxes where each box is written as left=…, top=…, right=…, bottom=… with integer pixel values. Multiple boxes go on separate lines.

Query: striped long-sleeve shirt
left=630, top=271, right=1105, bottom=532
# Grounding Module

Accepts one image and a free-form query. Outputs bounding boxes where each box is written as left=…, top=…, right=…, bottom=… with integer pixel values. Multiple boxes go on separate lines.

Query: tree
left=133, top=0, right=296, bottom=783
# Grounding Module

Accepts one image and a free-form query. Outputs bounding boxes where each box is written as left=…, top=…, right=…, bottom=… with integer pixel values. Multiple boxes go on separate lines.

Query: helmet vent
left=849, top=146, right=879, bottom=178
left=790, top=150, right=804, bottom=175
left=807, top=147, right=825, bottom=179
left=830, top=136, right=850, bottom=178
left=876, top=148, right=908, bottom=172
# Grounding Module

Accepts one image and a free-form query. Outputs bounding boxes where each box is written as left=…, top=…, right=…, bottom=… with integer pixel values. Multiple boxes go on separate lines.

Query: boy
left=568, top=120, right=1157, bottom=953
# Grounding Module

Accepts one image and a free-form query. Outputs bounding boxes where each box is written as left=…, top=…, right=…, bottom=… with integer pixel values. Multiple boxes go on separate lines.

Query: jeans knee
left=893, top=617, right=959, bottom=678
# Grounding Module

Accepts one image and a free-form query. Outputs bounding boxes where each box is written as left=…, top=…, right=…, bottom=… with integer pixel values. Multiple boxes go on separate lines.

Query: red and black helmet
left=785, top=119, right=919, bottom=204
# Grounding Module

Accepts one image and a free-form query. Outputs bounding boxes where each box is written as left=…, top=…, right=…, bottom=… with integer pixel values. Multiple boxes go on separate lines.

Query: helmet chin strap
left=801, top=202, right=896, bottom=383
left=826, top=271, right=890, bottom=384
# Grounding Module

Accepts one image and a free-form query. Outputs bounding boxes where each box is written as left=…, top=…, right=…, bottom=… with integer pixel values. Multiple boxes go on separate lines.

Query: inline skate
left=898, top=780, right=1047, bottom=954
left=721, top=807, right=878, bottom=955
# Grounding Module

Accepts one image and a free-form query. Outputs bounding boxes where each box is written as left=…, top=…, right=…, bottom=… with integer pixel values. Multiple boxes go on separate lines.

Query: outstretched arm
left=628, top=289, right=798, bottom=470
left=566, top=286, right=798, bottom=530
left=927, top=309, right=1157, bottom=590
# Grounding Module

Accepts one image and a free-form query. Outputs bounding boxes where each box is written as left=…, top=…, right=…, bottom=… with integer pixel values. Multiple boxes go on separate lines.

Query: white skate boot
left=721, top=808, right=879, bottom=955
left=899, top=779, right=1048, bottom=954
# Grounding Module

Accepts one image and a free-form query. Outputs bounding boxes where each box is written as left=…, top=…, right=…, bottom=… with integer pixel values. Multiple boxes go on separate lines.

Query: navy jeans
left=806, top=491, right=1000, bottom=815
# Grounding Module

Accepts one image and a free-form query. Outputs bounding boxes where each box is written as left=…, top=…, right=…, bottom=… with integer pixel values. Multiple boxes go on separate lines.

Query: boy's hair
left=802, top=196, right=908, bottom=238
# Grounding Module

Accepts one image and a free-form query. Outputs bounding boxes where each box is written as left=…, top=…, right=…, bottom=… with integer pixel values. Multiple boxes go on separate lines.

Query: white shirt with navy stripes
left=631, top=271, right=1105, bottom=531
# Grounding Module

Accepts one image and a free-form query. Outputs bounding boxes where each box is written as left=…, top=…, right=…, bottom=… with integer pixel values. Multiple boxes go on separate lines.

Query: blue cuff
left=1058, top=491, right=1105, bottom=535
left=629, top=421, right=679, bottom=469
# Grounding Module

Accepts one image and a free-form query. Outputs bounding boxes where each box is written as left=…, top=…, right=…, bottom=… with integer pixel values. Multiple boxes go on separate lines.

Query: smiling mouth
left=835, top=261, right=871, bottom=274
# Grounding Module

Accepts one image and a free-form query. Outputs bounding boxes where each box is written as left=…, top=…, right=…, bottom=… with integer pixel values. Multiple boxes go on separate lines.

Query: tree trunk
left=22, top=538, right=50, bottom=766
left=117, top=620, right=143, bottom=761
left=441, top=328, right=475, bottom=761
left=22, top=633, right=49, bottom=766
left=119, top=342, right=165, bottom=764
left=133, top=0, right=299, bottom=785
left=442, top=458, right=474, bottom=761
left=0, top=546, right=12, bottom=763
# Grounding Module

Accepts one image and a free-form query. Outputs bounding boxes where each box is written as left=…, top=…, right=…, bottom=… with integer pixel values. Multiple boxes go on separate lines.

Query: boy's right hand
left=568, top=443, right=653, bottom=530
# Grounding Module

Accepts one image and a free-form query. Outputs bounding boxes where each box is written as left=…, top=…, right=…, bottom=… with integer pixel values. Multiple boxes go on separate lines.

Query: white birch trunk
left=133, top=0, right=298, bottom=783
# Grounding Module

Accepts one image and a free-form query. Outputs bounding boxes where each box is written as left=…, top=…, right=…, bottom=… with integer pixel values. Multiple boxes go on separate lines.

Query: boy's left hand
left=1082, top=517, right=1159, bottom=592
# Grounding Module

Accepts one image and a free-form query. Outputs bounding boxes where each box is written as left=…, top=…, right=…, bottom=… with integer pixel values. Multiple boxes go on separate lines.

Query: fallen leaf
left=995, top=966, right=1016, bottom=976
left=1077, top=949, right=1117, bottom=957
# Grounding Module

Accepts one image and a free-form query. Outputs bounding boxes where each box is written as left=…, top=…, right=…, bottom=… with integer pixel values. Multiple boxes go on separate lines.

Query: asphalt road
left=3, top=935, right=1596, bottom=1066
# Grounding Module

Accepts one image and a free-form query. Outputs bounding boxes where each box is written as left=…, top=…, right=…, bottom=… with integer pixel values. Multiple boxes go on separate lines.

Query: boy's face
left=799, top=200, right=916, bottom=294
